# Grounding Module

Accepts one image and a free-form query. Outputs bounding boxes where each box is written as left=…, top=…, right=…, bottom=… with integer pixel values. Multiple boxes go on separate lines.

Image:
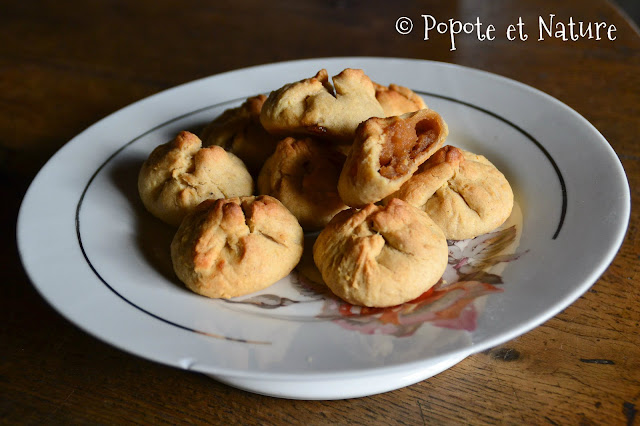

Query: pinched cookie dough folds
left=200, top=94, right=280, bottom=176
left=386, top=146, right=514, bottom=240
left=338, top=108, right=448, bottom=207
left=257, top=137, right=348, bottom=231
left=260, top=68, right=385, bottom=142
left=138, top=131, right=254, bottom=226
left=313, top=199, right=448, bottom=308
left=171, top=195, right=304, bottom=299
left=373, top=83, right=427, bottom=117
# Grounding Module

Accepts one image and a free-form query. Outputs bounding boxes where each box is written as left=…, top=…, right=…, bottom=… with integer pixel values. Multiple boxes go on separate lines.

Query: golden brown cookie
left=386, top=145, right=514, bottom=240
left=200, top=94, right=280, bottom=176
left=337, top=108, right=448, bottom=207
left=313, top=198, right=448, bottom=308
left=171, top=195, right=304, bottom=299
left=260, top=68, right=385, bottom=142
left=138, top=131, right=254, bottom=226
left=257, top=137, right=348, bottom=231
left=374, top=83, right=427, bottom=116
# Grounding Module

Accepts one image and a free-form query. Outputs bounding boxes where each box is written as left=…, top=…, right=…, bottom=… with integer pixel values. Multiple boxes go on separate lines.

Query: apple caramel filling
left=379, top=117, right=439, bottom=179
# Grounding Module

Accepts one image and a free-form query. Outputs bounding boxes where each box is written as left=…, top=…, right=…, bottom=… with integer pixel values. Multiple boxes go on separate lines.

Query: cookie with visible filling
left=374, top=83, right=427, bottom=117
left=200, top=94, right=280, bottom=176
left=257, top=137, right=348, bottom=231
left=313, top=198, right=448, bottom=308
left=260, top=68, right=384, bottom=142
left=338, top=108, right=448, bottom=207
left=386, top=145, right=514, bottom=240
left=138, top=131, right=253, bottom=226
left=171, top=195, right=304, bottom=299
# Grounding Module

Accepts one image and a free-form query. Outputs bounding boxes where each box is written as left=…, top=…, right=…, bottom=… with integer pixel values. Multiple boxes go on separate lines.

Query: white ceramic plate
left=17, top=58, right=630, bottom=400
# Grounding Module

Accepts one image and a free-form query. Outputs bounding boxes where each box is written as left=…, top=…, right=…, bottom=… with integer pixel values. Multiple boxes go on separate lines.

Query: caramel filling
left=379, top=117, right=438, bottom=179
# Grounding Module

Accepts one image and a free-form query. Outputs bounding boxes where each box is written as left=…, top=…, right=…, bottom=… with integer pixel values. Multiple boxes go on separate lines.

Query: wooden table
left=2, top=0, right=639, bottom=423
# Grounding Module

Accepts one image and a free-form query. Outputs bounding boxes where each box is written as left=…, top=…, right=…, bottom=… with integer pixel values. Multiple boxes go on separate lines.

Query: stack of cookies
left=137, top=68, right=514, bottom=307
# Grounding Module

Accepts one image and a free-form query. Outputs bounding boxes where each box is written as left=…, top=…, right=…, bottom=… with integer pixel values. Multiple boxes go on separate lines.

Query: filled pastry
left=138, top=131, right=253, bottom=226
left=171, top=195, right=304, bottom=298
left=257, top=136, right=348, bottom=231
left=338, top=108, right=448, bottom=206
left=386, top=145, right=514, bottom=240
left=313, top=199, right=448, bottom=307
left=374, top=82, right=427, bottom=116
left=260, top=68, right=384, bottom=142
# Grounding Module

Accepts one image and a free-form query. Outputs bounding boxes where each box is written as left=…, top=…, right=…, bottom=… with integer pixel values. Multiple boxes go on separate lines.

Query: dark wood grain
left=2, top=0, right=639, bottom=424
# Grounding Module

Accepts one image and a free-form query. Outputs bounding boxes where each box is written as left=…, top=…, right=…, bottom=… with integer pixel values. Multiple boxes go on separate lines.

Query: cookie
left=313, top=198, right=448, bottom=308
left=260, top=68, right=384, bottom=142
left=171, top=195, right=304, bottom=299
left=338, top=108, right=448, bottom=207
left=138, top=131, right=253, bottom=226
left=374, top=83, right=427, bottom=116
left=200, top=94, right=280, bottom=176
left=386, top=145, right=514, bottom=240
left=257, top=136, right=348, bottom=231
